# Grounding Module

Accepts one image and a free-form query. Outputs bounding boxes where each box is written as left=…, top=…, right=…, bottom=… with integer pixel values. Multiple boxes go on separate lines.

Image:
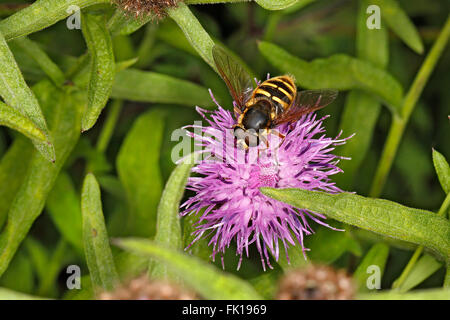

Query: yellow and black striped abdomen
left=251, top=75, right=297, bottom=114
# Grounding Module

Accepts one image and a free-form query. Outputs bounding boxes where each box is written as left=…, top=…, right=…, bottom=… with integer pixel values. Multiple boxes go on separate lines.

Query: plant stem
left=392, top=191, right=450, bottom=290
left=437, top=191, right=450, bottom=218
left=96, top=99, right=123, bottom=153
left=392, top=246, right=423, bottom=290
left=370, top=14, right=450, bottom=198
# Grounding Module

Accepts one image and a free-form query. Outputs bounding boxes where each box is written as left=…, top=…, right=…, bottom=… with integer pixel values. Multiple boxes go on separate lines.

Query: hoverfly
left=212, top=45, right=338, bottom=149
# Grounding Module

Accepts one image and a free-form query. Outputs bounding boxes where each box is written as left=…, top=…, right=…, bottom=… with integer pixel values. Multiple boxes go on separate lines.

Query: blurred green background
left=0, top=0, right=448, bottom=299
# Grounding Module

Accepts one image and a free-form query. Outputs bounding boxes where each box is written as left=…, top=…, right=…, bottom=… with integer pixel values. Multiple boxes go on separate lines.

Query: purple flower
left=180, top=90, right=351, bottom=270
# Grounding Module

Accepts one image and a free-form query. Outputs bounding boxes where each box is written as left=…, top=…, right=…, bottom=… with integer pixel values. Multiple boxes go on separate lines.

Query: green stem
left=437, top=191, right=450, bottom=218
left=263, top=12, right=282, bottom=42
left=96, top=99, right=123, bottom=153
left=370, top=15, right=450, bottom=198
left=392, top=246, right=423, bottom=289
left=392, top=191, right=450, bottom=290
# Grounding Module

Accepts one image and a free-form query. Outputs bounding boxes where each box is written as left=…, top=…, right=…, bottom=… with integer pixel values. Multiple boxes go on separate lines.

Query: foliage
left=0, top=0, right=448, bottom=300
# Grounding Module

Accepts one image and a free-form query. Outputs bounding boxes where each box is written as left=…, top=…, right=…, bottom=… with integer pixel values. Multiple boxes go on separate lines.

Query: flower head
left=181, top=89, right=350, bottom=270
left=276, top=265, right=355, bottom=300
left=115, top=0, right=180, bottom=19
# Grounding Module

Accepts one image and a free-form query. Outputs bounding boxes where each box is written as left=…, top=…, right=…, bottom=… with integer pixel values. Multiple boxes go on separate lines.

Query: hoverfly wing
left=212, top=45, right=253, bottom=110
left=272, top=89, right=338, bottom=126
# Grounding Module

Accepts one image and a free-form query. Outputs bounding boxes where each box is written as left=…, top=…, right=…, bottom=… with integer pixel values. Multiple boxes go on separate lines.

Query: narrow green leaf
left=115, top=57, right=138, bottom=73
left=111, top=68, right=214, bottom=107
left=336, top=0, right=388, bottom=188
left=372, top=0, right=424, bottom=54
left=149, top=153, right=197, bottom=278
left=0, top=100, right=48, bottom=142
left=255, top=0, right=301, bottom=10
left=37, top=240, right=73, bottom=297
left=397, top=254, right=442, bottom=293
left=0, top=250, right=34, bottom=294
left=81, top=12, right=115, bottom=131
left=261, top=188, right=450, bottom=260
left=0, top=0, right=110, bottom=40
left=258, top=41, right=404, bottom=114
left=46, top=172, right=83, bottom=253
left=167, top=2, right=216, bottom=71
left=81, top=173, right=119, bottom=293
left=432, top=148, right=450, bottom=194
left=0, top=30, right=54, bottom=161
left=114, top=238, right=263, bottom=300
left=0, top=137, right=33, bottom=229
left=0, top=80, right=83, bottom=277
left=116, top=109, right=164, bottom=237
left=24, top=237, right=49, bottom=287
left=12, top=37, right=65, bottom=86
left=0, top=288, right=48, bottom=300
left=359, top=288, right=450, bottom=300
left=353, top=243, right=389, bottom=291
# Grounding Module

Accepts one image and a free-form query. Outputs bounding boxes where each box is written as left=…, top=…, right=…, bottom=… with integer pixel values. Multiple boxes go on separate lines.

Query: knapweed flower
left=98, top=275, right=198, bottom=300
left=180, top=90, right=350, bottom=270
left=276, top=265, right=355, bottom=300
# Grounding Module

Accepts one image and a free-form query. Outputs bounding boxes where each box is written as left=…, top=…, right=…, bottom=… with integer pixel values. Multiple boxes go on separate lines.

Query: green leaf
left=149, top=153, right=197, bottom=278
left=337, top=91, right=383, bottom=188
left=372, top=0, right=424, bottom=54
left=0, top=100, right=48, bottom=143
left=0, top=137, right=33, bottom=229
left=116, top=109, right=164, bottom=237
left=111, top=68, right=214, bottom=108
left=24, top=237, right=50, bottom=287
left=46, top=172, right=83, bottom=253
left=261, top=188, right=450, bottom=260
left=0, top=81, right=83, bottom=277
left=114, top=238, right=263, bottom=300
left=0, top=30, right=54, bottom=161
left=82, top=173, right=119, bottom=294
left=336, top=0, right=388, bottom=188
left=11, top=37, right=65, bottom=86
left=432, top=148, right=450, bottom=194
left=0, top=249, right=34, bottom=294
left=37, top=240, right=73, bottom=297
left=255, top=0, right=302, bottom=10
left=258, top=41, right=404, bottom=114
left=353, top=243, right=390, bottom=291
left=0, top=288, right=48, bottom=300
left=167, top=2, right=216, bottom=71
left=81, top=12, right=115, bottom=132
left=359, top=288, right=450, bottom=300
left=397, top=254, right=443, bottom=293
left=0, top=0, right=110, bottom=41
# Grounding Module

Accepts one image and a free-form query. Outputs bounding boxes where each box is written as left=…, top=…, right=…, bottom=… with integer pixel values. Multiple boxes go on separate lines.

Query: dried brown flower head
left=276, top=265, right=356, bottom=300
left=115, top=0, right=180, bottom=19
left=98, top=275, right=197, bottom=300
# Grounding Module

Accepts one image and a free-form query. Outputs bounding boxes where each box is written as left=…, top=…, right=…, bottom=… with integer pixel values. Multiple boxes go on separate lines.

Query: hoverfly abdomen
left=251, top=76, right=297, bottom=114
